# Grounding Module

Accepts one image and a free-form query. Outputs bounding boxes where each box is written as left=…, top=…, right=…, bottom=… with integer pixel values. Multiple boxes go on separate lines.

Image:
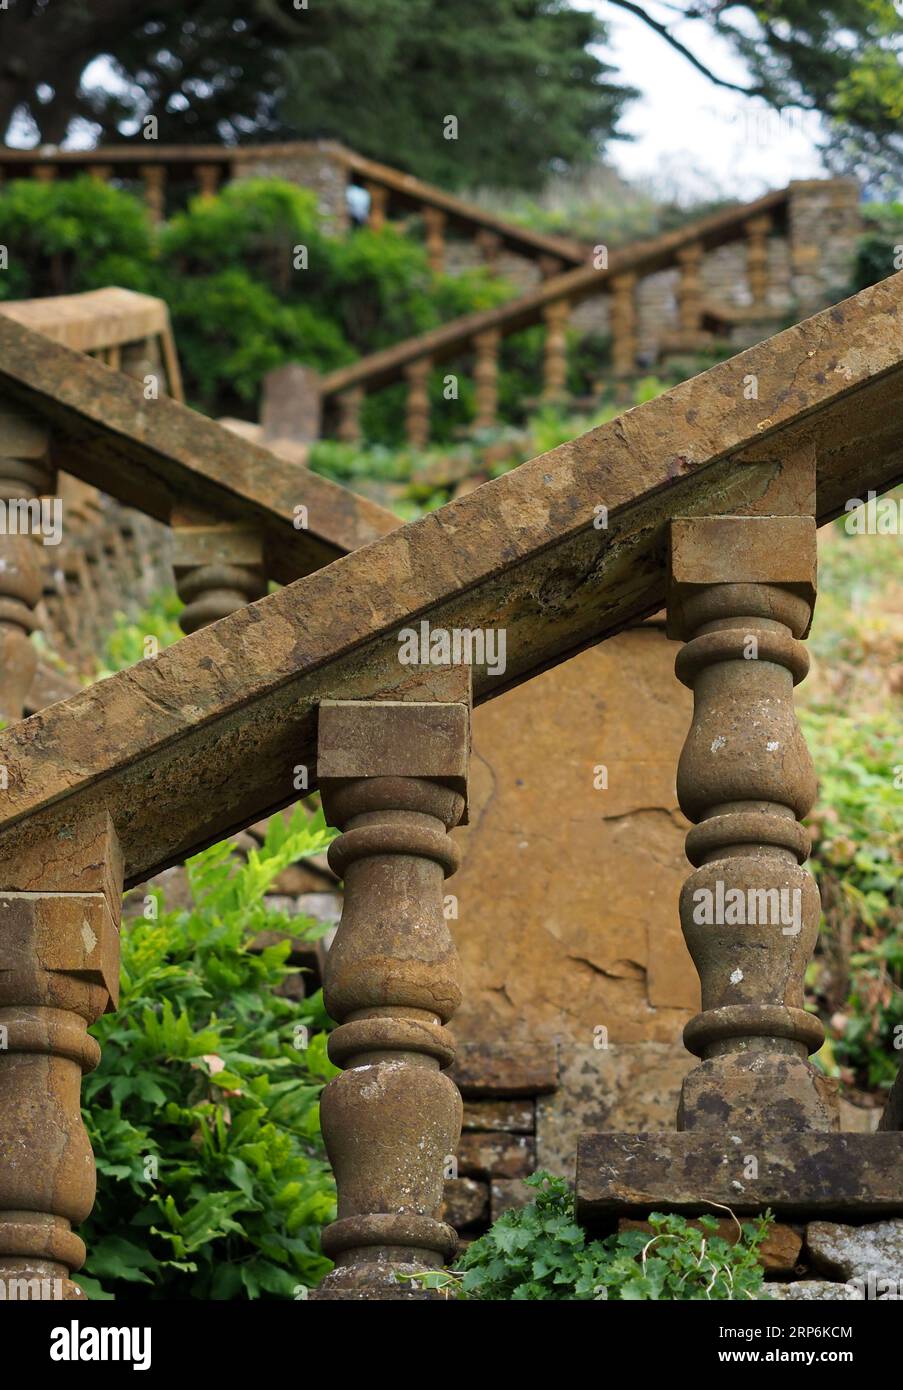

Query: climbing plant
left=80, top=806, right=339, bottom=1300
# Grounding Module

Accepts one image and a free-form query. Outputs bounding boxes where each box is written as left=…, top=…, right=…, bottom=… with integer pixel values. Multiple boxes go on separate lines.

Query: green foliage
left=805, top=712, right=903, bottom=1091
left=279, top=0, right=634, bottom=192
left=99, top=590, right=184, bottom=676
left=412, top=1173, right=772, bottom=1300
left=851, top=203, right=903, bottom=291
left=80, top=806, right=339, bottom=1300
left=0, top=176, right=153, bottom=301
left=695, top=0, right=903, bottom=184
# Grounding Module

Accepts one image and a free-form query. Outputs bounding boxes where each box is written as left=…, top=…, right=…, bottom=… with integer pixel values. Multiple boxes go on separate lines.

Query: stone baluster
left=31, top=164, right=56, bottom=183
left=171, top=510, right=266, bottom=635
left=475, top=228, right=503, bottom=273
left=0, top=811, right=122, bottom=1300
left=194, top=164, right=220, bottom=200
left=538, top=254, right=564, bottom=280
left=336, top=386, right=364, bottom=444
left=676, top=241, right=704, bottom=338
left=541, top=299, right=570, bottom=402
left=86, top=164, right=113, bottom=183
left=315, top=698, right=469, bottom=1299
left=745, top=214, right=772, bottom=310
left=366, top=182, right=388, bottom=232
left=141, top=164, right=167, bottom=224
left=0, top=407, right=54, bottom=721
left=403, top=359, right=432, bottom=449
left=473, top=328, right=500, bottom=430
left=667, top=514, right=836, bottom=1133
left=610, top=272, right=637, bottom=381
left=422, top=207, right=447, bottom=274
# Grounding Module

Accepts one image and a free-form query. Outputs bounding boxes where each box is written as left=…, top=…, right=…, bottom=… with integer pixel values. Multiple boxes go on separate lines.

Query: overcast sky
left=577, top=0, right=826, bottom=198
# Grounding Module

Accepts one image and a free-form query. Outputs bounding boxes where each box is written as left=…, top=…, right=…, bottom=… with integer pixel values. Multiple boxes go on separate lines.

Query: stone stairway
left=0, top=272, right=901, bottom=1299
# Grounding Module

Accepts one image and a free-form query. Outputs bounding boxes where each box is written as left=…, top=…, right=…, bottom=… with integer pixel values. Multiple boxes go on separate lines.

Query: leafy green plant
left=0, top=175, right=154, bottom=300
left=98, top=589, right=184, bottom=675
left=805, top=711, right=903, bottom=1091
left=851, top=202, right=903, bottom=292
left=411, top=1173, right=772, bottom=1300
left=80, top=806, right=339, bottom=1299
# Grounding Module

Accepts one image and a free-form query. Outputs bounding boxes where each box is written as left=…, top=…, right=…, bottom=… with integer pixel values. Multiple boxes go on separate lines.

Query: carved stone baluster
left=171, top=511, right=266, bottom=635
left=335, top=387, right=364, bottom=444
left=423, top=207, right=446, bottom=274
left=745, top=214, right=772, bottom=310
left=86, top=164, right=113, bottom=183
left=473, top=329, right=500, bottom=429
left=667, top=514, right=836, bottom=1133
left=366, top=182, right=388, bottom=231
left=140, top=164, right=167, bottom=224
left=0, top=407, right=54, bottom=721
left=0, top=812, right=122, bottom=1300
left=31, top=164, right=56, bottom=183
left=315, top=700, right=469, bottom=1300
left=676, top=241, right=704, bottom=338
left=403, top=359, right=432, bottom=449
left=194, top=164, right=220, bottom=200
left=610, top=272, right=637, bottom=381
left=475, top=228, right=502, bottom=273
left=541, top=299, right=570, bottom=402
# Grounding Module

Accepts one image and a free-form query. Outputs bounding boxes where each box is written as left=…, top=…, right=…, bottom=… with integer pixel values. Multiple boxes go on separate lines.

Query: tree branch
left=605, top=0, right=769, bottom=98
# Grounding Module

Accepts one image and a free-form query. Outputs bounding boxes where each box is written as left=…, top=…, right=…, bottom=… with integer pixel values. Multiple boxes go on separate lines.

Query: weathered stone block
left=577, top=1132, right=903, bottom=1224
left=440, top=1178, right=489, bottom=1231
left=805, top=1219, right=903, bottom=1284
left=457, top=1132, right=534, bottom=1180
left=462, top=1099, right=534, bottom=1133
left=764, top=1280, right=863, bottom=1301
left=450, top=1041, right=558, bottom=1098
left=491, top=1179, right=536, bottom=1221
left=536, top=1043, right=693, bottom=1177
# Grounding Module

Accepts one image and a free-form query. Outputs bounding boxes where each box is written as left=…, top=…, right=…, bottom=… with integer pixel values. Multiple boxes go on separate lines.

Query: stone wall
left=232, top=144, right=349, bottom=233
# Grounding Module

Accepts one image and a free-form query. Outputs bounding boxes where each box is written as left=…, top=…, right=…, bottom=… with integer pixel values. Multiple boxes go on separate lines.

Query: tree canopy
left=0, top=0, right=899, bottom=187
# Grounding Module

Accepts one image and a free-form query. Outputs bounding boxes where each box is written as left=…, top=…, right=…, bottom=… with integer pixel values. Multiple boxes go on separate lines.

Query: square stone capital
left=667, top=514, right=817, bottom=639
left=317, top=700, right=469, bottom=798
left=171, top=519, right=264, bottom=572
left=0, top=809, right=122, bottom=922
left=0, top=892, right=120, bottom=1009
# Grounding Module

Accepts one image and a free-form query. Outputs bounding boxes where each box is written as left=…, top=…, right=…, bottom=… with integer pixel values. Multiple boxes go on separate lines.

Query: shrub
left=161, top=266, right=351, bottom=414
left=851, top=202, right=903, bottom=291
left=412, top=1173, right=772, bottom=1300
left=0, top=175, right=153, bottom=300
left=80, top=806, right=339, bottom=1300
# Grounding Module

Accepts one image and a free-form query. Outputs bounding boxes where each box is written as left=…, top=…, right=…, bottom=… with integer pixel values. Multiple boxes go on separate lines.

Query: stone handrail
left=311, top=179, right=860, bottom=445
left=0, top=302, right=400, bottom=717
left=0, top=286, right=184, bottom=402
left=0, top=271, right=900, bottom=1299
left=0, top=139, right=586, bottom=270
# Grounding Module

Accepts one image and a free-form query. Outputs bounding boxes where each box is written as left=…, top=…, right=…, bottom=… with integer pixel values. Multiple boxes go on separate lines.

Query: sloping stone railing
left=0, top=139, right=586, bottom=271
left=306, top=178, right=860, bottom=445
left=0, top=274, right=901, bottom=1299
